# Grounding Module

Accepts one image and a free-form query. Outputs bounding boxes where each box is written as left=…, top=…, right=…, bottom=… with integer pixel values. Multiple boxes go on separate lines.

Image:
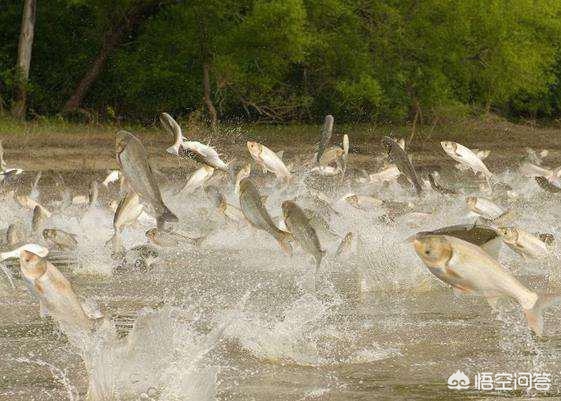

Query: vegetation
left=1, top=0, right=561, bottom=125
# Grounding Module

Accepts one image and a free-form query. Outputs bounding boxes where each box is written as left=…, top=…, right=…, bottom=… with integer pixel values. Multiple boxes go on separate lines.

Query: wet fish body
left=498, top=227, right=548, bottom=259
left=247, top=142, right=291, bottom=182
left=317, top=115, right=334, bottom=163
left=43, top=229, right=78, bottom=251
left=115, top=130, right=177, bottom=224
left=382, top=137, right=423, bottom=195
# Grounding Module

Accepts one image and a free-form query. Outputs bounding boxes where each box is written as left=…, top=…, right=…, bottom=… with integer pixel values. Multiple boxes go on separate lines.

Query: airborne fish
left=282, top=200, right=325, bottom=271
left=441, top=141, right=493, bottom=183
left=115, top=130, right=177, bottom=226
left=146, top=228, right=204, bottom=248
left=181, top=141, right=229, bottom=172
left=160, top=112, right=185, bottom=155
left=31, top=205, right=48, bottom=233
left=106, top=191, right=144, bottom=257
left=247, top=141, right=291, bottom=182
left=176, top=165, right=214, bottom=195
left=317, top=115, right=334, bottom=163
left=19, top=250, right=93, bottom=333
left=239, top=178, right=292, bottom=254
left=413, top=234, right=559, bottom=337
left=382, top=136, right=423, bottom=195
left=43, top=229, right=78, bottom=251
left=466, top=196, right=507, bottom=221
left=498, top=227, right=548, bottom=260
left=234, top=164, right=251, bottom=195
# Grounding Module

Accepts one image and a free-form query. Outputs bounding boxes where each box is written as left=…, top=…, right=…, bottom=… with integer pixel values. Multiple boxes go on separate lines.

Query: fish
left=235, top=164, right=251, bottom=195
left=535, top=176, right=561, bottom=193
left=43, top=229, right=78, bottom=251
left=416, top=223, right=501, bottom=259
left=369, top=165, right=401, bottom=183
left=282, top=200, right=324, bottom=271
left=89, top=181, right=99, bottom=207
left=7, top=223, right=25, bottom=247
left=115, top=130, right=177, bottom=225
left=498, top=227, right=548, bottom=260
left=303, top=209, right=339, bottom=239
left=441, top=141, right=492, bottom=182
left=336, top=232, right=353, bottom=257
left=239, top=178, right=292, bottom=254
left=428, top=171, right=458, bottom=195
left=15, top=194, right=52, bottom=217
left=19, top=250, right=93, bottom=332
left=319, top=146, right=344, bottom=167
left=102, top=170, right=120, bottom=187
left=538, top=233, right=555, bottom=245
left=175, top=165, right=214, bottom=195
left=454, top=149, right=491, bottom=171
left=119, top=245, right=159, bottom=273
left=0, top=140, right=6, bottom=171
left=205, top=185, right=245, bottom=223
left=413, top=234, right=560, bottom=337
left=160, top=112, right=185, bottom=155
left=181, top=141, right=229, bottom=171
left=381, top=136, right=423, bottom=195
left=247, top=141, right=291, bottom=182
left=343, top=194, right=383, bottom=211
left=31, top=205, right=48, bottom=233
left=146, top=228, right=205, bottom=248
left=466, top=196, right=507, bottom=221
left=317, top=115, right=334, bottom=163
left=341, top=134, right=349, bottom=181
left=106, top=191, right=144, bottom=257
left=311, top=166, right=340, bottom=176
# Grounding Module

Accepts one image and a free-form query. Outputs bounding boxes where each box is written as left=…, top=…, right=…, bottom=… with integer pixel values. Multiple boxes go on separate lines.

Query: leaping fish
left=413, top=234, right=560, bottom=337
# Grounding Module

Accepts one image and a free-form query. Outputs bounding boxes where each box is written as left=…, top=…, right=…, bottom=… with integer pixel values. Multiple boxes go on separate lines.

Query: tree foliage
left=1, top=0, right=561, bottom=122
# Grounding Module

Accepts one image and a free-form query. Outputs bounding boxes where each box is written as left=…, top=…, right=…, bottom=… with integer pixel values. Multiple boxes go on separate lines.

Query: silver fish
left=382, top=136, right=423, bottom=195
left=239, top=178, right=292, bottom=254
left=145, top=228, right=205, bottom=248
left=115, top=130, right=177, bottom=225
left=43, top=229, right=78, bottom=251
left=317, top=115, right=334, bottom=163
left=282, top=200, right=325, bottom=271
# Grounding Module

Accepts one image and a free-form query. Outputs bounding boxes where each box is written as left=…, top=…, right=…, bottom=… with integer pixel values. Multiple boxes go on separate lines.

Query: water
left=1, top=163, right=561, bottom=400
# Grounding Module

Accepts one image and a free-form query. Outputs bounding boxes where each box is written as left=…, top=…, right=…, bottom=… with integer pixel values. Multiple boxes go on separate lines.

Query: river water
left=1, top=152, right=561, bottom=400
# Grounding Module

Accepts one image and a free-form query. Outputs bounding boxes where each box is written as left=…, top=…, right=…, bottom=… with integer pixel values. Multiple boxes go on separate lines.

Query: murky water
left=1, top=159, right=561, bottom=400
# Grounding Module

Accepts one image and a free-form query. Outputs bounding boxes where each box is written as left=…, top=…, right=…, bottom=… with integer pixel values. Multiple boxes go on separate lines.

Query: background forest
left=2, top=0, right=561, bottom=126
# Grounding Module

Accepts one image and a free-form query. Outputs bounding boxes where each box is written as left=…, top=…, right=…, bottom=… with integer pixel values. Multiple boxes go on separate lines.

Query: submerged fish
left=160, top=112, right=185, bottom=155
left=317, top=115, right=334, bottom=163
left=343, top=194, right=383, bottom=211
left=282, top=200, right=325, bottom=271
left=498, top=227, right=548, bottom=260
left=43, top=229, right=78, bottom=251
left=247, top=141, right=291, bottom=182
left=428, top=172, right=457, bottom=195
left=19, top=250, right=93, bottom=332
left=239, top=178, right=292, bottom=254
left=369, top=165, right=401, bottom=184
left=119, top=245, right=160, bottom=273
left=116, top=130, right=177, bottom=225
left=146, top=228, right=204, bottom=248
left=413, top=234, right=559, bottom=337
left=382, top=136, right=423, bottom=195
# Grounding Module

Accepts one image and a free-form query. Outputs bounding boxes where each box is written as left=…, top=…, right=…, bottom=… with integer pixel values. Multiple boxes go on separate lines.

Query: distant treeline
left=1, top=0, right=561, bottom=124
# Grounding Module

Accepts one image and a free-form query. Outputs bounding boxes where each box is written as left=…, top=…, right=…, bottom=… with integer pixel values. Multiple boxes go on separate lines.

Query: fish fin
left=276, top=231, right=293, bottom=256
left=276, top=150, right=284, bottom=160
left=524, top=294, right=561, bottom=337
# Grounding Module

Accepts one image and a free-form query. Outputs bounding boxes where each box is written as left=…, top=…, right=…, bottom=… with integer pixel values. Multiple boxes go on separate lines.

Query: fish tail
left=275, top=231, right=293, bottom=256
left=523, top=293, right=561, bottom=337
